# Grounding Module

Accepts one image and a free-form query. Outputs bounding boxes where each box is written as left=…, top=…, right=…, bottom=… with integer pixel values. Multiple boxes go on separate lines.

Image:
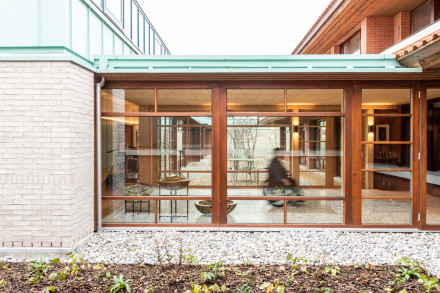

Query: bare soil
left=0, top=262, right=436, bottom=292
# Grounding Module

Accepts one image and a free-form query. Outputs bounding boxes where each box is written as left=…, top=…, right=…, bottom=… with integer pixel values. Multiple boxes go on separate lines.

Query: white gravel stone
left=2, top=231, right=440, bottom=275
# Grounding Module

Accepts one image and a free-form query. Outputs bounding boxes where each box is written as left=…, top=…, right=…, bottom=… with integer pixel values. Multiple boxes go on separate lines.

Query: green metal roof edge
left=0, top=47, right=97, bottom=72
left=0, top=51, right=423, bottom=74
left=94, top=54, right=422, bottom=73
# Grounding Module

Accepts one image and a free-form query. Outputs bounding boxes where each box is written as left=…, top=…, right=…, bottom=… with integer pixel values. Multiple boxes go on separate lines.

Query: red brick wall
left=360, top=16, right=395, bottom=54
left=394, top=12, right=411, bottom=43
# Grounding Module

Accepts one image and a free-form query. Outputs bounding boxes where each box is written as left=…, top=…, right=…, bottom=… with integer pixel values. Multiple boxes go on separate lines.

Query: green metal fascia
left=94, top=54, right=422, bottom=73
left=0, top=47, right=96, bottom=72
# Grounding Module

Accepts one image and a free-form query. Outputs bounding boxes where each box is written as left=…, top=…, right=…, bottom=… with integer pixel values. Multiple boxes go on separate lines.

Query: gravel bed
left=3, top=231, right=440, bottom=274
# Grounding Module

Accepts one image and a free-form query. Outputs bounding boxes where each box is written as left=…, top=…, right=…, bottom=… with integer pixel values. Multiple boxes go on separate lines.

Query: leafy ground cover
left=0, top=253, right=438, bottom=293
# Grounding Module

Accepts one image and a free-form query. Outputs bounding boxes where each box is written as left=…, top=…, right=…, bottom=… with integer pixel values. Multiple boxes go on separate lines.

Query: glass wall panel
left=361, top=88, right=412, bottom=225
left=286, top=201, right=344, bottom=224
left=227, top=200, right=284, bottom=224
left=158, top=200, right=212, bottom=223
left=227, top=116, right=343, bottom=197
left=102, top=89, right=155, bottom=112
left=362, top=144, right=411, bottom=169
left=102, top=200, right=154, bottom=223
left=362, top=89, right=411, bottom=114
left=157, top=89, right=212, bottom=112
left=362, top=171, right=411, bottom=197
left=362, top=199, right=411, bottom=224
left=426, top=89, right=440, bottom=224
left=101, top=116, right=212, bottom=197
left=287, top=89, right=343, bottom=112
left=227, top=89, right=284, bottom=112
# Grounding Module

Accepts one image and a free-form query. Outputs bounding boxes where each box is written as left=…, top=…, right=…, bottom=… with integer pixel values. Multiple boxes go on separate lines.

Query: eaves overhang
left=94, top=54, right=421, bottom=74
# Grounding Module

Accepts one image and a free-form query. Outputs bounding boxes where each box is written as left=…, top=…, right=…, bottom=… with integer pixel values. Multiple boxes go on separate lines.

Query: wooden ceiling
left=228, top=89, right=284, bottom=105
left=362, top=89, right=411, bottom=105
left=287, top=89, right=343, bottom=105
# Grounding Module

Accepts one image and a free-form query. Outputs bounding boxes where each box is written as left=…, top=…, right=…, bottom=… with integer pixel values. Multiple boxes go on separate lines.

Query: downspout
left=96, top=77, right=105, bottom=233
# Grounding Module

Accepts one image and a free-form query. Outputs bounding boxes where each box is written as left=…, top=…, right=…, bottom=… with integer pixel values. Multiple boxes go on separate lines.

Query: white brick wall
left=0, top=62, right=95, bottom=248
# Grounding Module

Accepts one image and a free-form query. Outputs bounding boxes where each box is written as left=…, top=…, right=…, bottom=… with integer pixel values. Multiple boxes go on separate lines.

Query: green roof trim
left=94, top=54, right=422, bottom=74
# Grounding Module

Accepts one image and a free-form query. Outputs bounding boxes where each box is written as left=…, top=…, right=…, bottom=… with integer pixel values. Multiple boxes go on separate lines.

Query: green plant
left=392, top=257, right=423, bottom=282
left=182, top=249, right=199, bottom=265
left=201, top=272, right=216, bottom=282
left=184, top=281, right=226, bottom=293
left=260, top=279, right=285, bottom=293
left=0, top=279, right=6, bottom=287
left=323, top=265, right=341, bottom=276
left=107, top=274, right=132, bottom=293
left=28, top=256, right=57, bottom=282
left=201, top=261, right=228, bottom=282
left=235, top=280, right=253, bottom=293
left=418, top=275, right=439, bottom=292
left=322, top=288, right=332, bottom=293
left=41, top=286, right=56, bottom=293
left=286, top=254, right=310, bottom=276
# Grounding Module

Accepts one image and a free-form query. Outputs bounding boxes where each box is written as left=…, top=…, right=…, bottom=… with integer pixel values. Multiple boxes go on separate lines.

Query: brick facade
left=0, top=62, right=95, bottom=248
left=360, top=16, right=395, bottom=54
left=394, top=12, right=411, bottom=43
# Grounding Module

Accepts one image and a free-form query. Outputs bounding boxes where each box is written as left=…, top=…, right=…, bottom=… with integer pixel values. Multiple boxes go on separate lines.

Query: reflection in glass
left=426, top=89, right=440, bottom=224
left=101, top=117, right=212, bottom=192
left=226, top=117, right=343, bottom=197
left=362, top=199, right=411, bottom=224
left=102, top=89, right=155, bottom=112
left=286, top=201, right=343, bottom=224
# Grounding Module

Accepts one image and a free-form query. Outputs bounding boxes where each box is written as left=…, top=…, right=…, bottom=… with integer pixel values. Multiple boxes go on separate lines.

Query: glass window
left=157, top=89, right=212, bottom=112
left=228, top=89, right=284, bottom=112
left=226, top=116, right=343, bottom=197
left=102, top=89, right=155, bottom=112
left=412, top=1, right=433, bottom=33
left=132, top=6, right=138, bottom=46
left=124, top=0, right=131, bottom=34
left=101, top=116, right=212, bottom=197
left=287, top=89, right=344, bottom=112
left=361, top=89, right=412, bottom=225
left=105, top=0, right=123, bottom=24
left=426, top=89, right=440, bottom=225
left=340, top=31, right=361, bottom=54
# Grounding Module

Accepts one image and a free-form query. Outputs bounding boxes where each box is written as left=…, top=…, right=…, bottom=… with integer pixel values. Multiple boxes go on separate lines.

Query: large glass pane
left=362, top=89, right=411, bottom=114
left=287, top=89, right=343, bottom=112
left=227, top=200, right=284, bottom=224
left=227, top=116, right=343, bottom=197
left=362, top=171, right=411, bottom=197
left=227, top=89, right=284, bottom=112
left=412, top=1, right=432, bottom=33
left=101, top=116, right=212, bottom=198
left=362, top=144, right=411, bottom=169
left=286, top=200, right=344, bottom=224
left=362, top=115, right=411, bottom=142
left=102, top=200, right=154, bottom=223
left=105, top=0, right=123, bottom=23
left=426, top=89, right=440, bottom=224
left=102, top=89, right=155, bottom=112
left=157, top=89, right=212, bottom=112
left=362, top=199, right=411, bottom=224
left=158, top=200, right=212, bottom=223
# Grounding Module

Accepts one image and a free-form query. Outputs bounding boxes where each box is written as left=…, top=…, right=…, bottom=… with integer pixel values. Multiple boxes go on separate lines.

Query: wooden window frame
left=98, top=80, right=439, bottom=229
